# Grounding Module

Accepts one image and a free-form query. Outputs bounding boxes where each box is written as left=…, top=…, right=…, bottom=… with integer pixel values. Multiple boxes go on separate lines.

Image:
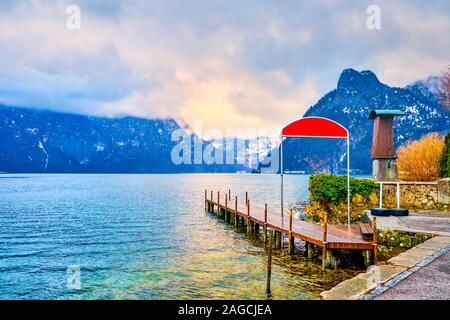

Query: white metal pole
left=347, top=137, right=351, bottom=230
left=379, top=182, right=383, bottom=208
left=280, top=136, right=284, bottom=226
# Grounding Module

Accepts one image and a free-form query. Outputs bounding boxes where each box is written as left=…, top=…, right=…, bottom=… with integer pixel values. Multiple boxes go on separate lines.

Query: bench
left=360, top=223, right=374, bottom=240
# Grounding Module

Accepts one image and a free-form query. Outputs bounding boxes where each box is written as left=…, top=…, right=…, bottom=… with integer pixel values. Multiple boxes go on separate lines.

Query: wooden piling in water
left=307, top=242, right=315, bottom=259
left=225, top=194, right=228, bottom=222
left=322, top=214, right=328, bottom=270
left=326, top=249, right=337, bottom=269
left=263, top=203, right=268, bottom=242
left=215, top=191, right=219, bottom=215
left=288, top=209, right=294, bottom=255
left=210, top=191, right=213, bottom=212
left=363, top=250, right=372, bottom=267
left=280, top=234, right=284, bottom=254
left=247, top=200, right=251, bottom=234
left=275, top=232, right=281, bottom=249
left=228, top=189, right=231, bottom=201
left=373, top=217, right=378, bottom=265
left=266, top=229, right=273, bottom=297
left=234, top=196, right=238, bottom=227
left=205, top=189, right=207, bottom=212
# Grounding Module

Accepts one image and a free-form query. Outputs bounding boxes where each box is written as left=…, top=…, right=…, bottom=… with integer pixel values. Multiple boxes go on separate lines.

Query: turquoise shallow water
left=0, top=174, right=360, bottom=300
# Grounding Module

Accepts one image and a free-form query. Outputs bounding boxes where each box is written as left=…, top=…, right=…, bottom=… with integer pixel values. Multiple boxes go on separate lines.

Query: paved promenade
left=366, top=211, right=450, bottom=236
left=375, top=251, right=450, bottom=300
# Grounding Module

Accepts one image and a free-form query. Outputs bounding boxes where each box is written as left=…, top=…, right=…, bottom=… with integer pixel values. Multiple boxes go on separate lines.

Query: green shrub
left=440, top=133, right=450, bottom=178
left=309, top=173, right=378, bottom=205
left=377, top=229, right=433, bottom=261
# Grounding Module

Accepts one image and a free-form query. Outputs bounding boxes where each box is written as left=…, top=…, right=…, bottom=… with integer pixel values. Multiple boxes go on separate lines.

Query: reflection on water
left=0, top=174, right=361, bottom=300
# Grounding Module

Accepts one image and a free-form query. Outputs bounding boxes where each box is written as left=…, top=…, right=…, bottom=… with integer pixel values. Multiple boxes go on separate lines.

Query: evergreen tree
left=440, top=133, right=450, bottom=177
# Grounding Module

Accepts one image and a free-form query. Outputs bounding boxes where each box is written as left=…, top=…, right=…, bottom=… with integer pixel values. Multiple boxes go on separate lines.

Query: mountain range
left=1, top=68, right=448, bottom=174
left=260, top=69, right=449, bottom=174
left=0, top=105, right=245, bottom=173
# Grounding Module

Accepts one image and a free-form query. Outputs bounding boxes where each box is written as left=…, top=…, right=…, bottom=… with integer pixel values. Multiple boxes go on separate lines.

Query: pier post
left=263, top=204, right=268, bottom=242
left=307, top=242, right=315, bottom=259
left=245, top=192, right=248, bottom=206
left=275, top=232, right=281, bottom=249
left=209, top=191, right=213, bottom=212
left=288, top=209, right=294, bottom=255
left=217, top=191, right=220, bottom=215
left=228, top=189, right=231, bottom=201
left=363, top=250, right=372, bottom=267
left=373, top=217, right=378, bottom=265
left=205, top=189, right=207, bottom=213
left=235, top=196, right=238, bottom=227
left=322, top=214, right=328, bottom=270
left=225, top=194, right=228, bottom=222
left=247, top=200, right=251, bottom=234
left=210, top=190, right=213, bottom=212
left=266, top=229, right=273, bottom=298
left=326, top=249, right=337, bottom=269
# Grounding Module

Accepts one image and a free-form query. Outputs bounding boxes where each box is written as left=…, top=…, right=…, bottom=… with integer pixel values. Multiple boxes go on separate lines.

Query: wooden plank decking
left=205, top=190, right=377, bottom=269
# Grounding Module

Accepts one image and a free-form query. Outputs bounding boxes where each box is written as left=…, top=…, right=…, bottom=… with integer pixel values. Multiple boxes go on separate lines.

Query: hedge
left=309, top=173, right=378, bottom=205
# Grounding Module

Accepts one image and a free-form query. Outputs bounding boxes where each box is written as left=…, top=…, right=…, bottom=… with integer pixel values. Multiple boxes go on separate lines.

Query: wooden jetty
left=205, top=189, right=377, bottom=269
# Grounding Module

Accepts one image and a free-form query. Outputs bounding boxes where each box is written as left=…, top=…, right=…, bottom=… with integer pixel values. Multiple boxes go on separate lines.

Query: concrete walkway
left=366, top=211, right=450, bottom=236
left=374, top=251, right=450, bottom=300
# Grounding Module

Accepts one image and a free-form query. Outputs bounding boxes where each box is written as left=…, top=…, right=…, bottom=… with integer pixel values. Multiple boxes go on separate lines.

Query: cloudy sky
left=0, top=0, right=449, bottom=133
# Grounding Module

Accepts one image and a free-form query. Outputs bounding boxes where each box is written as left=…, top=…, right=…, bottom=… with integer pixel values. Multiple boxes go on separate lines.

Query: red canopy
left=279, top=116, right=351, bottom=228
left=281, top=117, right=349, bottom=139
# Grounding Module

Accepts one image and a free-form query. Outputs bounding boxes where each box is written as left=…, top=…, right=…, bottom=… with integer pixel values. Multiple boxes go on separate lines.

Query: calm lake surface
left=0, top=174, right=361, bottom=300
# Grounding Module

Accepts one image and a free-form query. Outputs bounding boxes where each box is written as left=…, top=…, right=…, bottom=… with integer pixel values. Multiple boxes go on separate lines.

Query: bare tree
left=304, top=157, right=329, bottom=173
left=440, top=65, right=450, bottom=111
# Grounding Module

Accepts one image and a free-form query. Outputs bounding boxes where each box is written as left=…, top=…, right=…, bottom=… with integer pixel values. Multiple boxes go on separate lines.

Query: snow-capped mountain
left=406, top=76, right=442, bottom=105
left=232, top=136, right=279, bottom=170
left=0, top=105, right=245, bottom=173
left=1, top=69, right=448, bottom=174
left=261, top=68, right=450, bottom=174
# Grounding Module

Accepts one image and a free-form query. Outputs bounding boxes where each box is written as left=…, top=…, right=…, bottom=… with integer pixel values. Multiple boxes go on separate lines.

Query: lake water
left=0, top=174, right=360, bottom=300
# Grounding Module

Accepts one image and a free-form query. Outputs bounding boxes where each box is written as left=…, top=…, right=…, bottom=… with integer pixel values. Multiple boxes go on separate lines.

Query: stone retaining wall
left=305, top=178, right=449, bottom=224
left=346, top=179, right=450, bottom=214
left=379, top=181, right=449, bottom=211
